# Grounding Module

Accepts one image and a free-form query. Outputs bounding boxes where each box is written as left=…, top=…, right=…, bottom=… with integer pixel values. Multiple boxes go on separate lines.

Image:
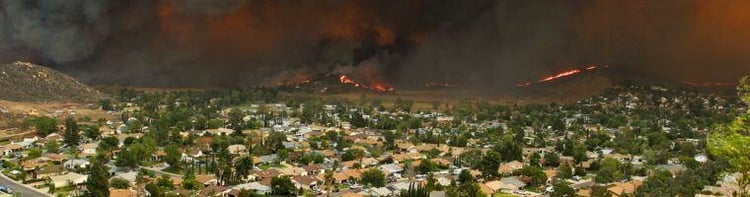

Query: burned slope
left=0, top=61, right=105, bottom=102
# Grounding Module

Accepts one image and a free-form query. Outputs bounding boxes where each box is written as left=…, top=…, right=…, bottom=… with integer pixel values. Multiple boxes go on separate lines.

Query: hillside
left=0, top=61, right=105, bottom=102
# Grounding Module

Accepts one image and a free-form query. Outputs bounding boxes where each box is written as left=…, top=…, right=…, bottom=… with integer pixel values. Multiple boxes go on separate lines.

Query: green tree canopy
left=361, top=168, right=387, bottom=187
left=708, top=76, right=750, bottom=196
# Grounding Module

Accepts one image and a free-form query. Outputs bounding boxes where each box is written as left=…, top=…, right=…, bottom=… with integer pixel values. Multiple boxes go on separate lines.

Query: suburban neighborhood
left=0, top=82, right=747, bottom=197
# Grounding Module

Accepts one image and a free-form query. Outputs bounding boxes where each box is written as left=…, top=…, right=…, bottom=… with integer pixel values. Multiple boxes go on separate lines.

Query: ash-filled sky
left=0, top=0, right=748, bottom=88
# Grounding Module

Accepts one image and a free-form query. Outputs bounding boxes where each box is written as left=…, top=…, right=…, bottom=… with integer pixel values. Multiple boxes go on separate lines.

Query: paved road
left=140, top=166, right=182, bottom=178
left=0, top=173, right=50, bottom=197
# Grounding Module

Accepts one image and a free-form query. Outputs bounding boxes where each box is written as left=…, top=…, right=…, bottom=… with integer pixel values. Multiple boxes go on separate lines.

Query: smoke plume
left=0, top=0, right=748, bottom=88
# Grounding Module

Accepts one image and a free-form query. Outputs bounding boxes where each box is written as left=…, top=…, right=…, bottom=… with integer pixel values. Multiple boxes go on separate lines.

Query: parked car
left=0, top=185, right=13, bottom=194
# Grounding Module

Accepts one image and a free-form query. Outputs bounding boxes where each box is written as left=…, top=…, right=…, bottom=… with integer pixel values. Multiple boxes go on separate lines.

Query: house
left=64, top=158, right=90, bottom=169
left=334, top=169, right=362, bottom=184
left=37, top=165, right=65, bottom=177
left=255, top=169, right=281, bottom=180
left=45, top=153, right=68, bottom=163
left=389, top=181, right=412, bottom=193
left=483, top=180, right=518, bottom=194
left=227, top=144, right=248, bottom=155
left=543, top=169, right=558, bottom=183
left=430, top=158, right=452, bottom=167
left=15, top=137, right=38, bottom=149
left=365, top=187, right=393, bottom=197
left=607, top=180, right=643, bottom=196
left=201, top=185, right=229, bottom=197
left=50, top=172, right=88, bottom=187
left=340, top=192, right=365, bottom=197
left=257, top=154, right=278, bottom=164
left=205, top=128, right=234, bottom=136
left=570, top=179, right=595, bottom=190
left=232, top=182, right=272, bottom=195
left=279, top=166, right=307, bottom=177
left=112, top=171, right=138, bottom=184
left=109, top=189, right=137, bottom=197
left=292, top=175, right=319, bottom=189
left=379, top=164, right=404, bottom=176
left=197, top=175, right=217, bottom=186
left=153, top=150, right=167, bottom=161
left=430, top=191, right=447, bottom=197
left=282, top=141, right=303, bottom=150
left=80, top=142, right=99, bottom=157
left=181, top=149, right=204, bottom=162
left=500, top=177, right=526, bottom=190
left=301, top=164, right=325, bottom=175
left=5, top=143, right=24, bottom=153
left=498, top=160, right=524, bottom=175
left=0, top=147, right=9, bottom=157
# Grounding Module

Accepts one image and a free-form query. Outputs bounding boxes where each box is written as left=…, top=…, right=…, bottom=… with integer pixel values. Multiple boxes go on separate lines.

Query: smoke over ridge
left=0, top=0, right=748, bottom=88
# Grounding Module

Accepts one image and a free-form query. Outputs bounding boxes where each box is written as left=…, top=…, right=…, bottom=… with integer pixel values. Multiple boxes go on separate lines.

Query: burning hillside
left=339, top=75, right=394, bottom=92
left=516, top=65, right=608, bottom=87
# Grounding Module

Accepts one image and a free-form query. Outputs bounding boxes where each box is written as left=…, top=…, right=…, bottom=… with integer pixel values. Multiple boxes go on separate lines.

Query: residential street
left=0, top=174, right=50, bottom=197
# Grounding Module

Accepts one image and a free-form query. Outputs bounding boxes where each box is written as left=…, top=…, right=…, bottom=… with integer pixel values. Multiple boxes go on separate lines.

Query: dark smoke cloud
left=0, top=0, right=748, bottom=88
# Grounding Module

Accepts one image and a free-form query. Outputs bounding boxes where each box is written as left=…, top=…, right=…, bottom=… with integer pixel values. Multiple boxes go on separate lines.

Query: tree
left=84, top=158, right=109, bottom=197
left=497, top=141, right=523, bottom=162
left=271, top=176, right=296, bottom=196
left=458, top=169, right=473, bottom=183
left=234, top=156, right=253, bottom=181
left=515, top=166, right=547, bottom=187
left=110, top=177, right=131, bottom=189
left=595, top=158, right=624, bottom=183
left=708, top=76, right=750, bottom=197
left=417, top=159, right=438, bottom=174
left=479, top=150, right=502, bottom=178
left=543, top=152, right=560, bottom=167
left=572, top=145, right=588, bottom=165
left=267, top=131, right=287, bottom=152
left=277, top=149, right=289, bottom=164
left=550, top=180, right=575, bottom=197
left=84, top=125, right=102, bottom=140
left=33, top=116, right=58, bottom=137
left=156, top=174, right=174, bottom=189
left=164, top=145, right=181, bottom=170
left=63, top=117, right=80, bottom=147
left=182, top=169, right=201, bottom=190
left=45, top=140, right=61, bottom=154
left=99, top=99, right=114, bottom=111
left=636, top=169, right=674, bottom=196
left=27, top=148, right=42, bottom=159
left=446, top=182, right=486, bottom=197
left=342, top=148, right=365, bottom=162
left=361, top=168, right=387, bottom=187
left=558, top=164, right=573, bottom=180
left=237, top=189, right=266, bottom=197
left=574, top=166, right=586, bottom=177
left=299, top=152, right=324, bottom=165
left=591, top=185, right=612, bottom=197
left=100, top=136, right=119, bottom=151
left=530, top=152, right=541, bottom=167
left=145, top=183, right=164, bottom=197
left=401, top=182, right=430, bottom=197
left=350, top=112, right=367, bottom=128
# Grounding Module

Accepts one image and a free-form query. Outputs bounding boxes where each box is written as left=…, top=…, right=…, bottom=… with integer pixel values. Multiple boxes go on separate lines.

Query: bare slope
left=0, top=61, right=105, bottom=102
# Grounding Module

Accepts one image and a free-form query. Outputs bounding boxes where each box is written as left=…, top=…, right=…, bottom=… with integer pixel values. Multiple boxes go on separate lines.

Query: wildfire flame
left=339, top=75, right=394, bottom=92
left=516, top=65, right=604, bottom=87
